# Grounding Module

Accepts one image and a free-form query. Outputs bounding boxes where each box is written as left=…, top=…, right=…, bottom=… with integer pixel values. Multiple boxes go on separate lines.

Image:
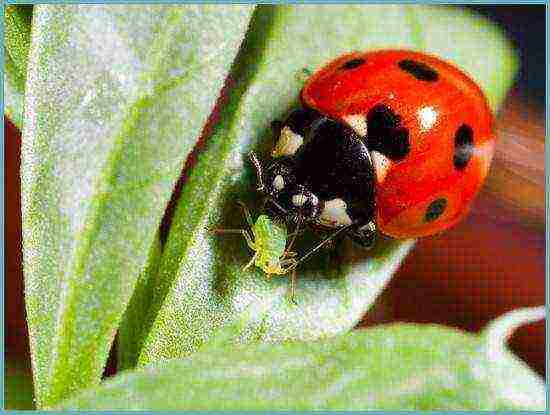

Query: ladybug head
left=248, top=151, right=323, bottom=226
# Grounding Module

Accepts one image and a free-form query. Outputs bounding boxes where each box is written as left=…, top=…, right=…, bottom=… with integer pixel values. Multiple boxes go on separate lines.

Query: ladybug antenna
left=248, top=151, right=265, bottom=192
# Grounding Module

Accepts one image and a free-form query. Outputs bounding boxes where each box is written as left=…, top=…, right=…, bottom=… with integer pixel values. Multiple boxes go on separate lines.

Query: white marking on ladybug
left=292, top=193, right=307, bottom=207
left=343, top=114, right=367, bottom=137
left=418, top=106, right=437, bottom=130
left=371, top=150, right=392, bottom=183
left=273, top=175, right=285, bottom=191
left=319, top=198, right=353, bottom=227
left=272, top=126, right=303, bottom=157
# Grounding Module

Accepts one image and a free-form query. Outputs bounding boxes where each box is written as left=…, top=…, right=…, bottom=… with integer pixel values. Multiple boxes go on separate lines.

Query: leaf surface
left=58, top=310, right=545, bottom=410
left=5, top=55, right=26, bottom=128
left=4, top=5, right=32, bottom=128
left=21, top=4, right=254, bottom=407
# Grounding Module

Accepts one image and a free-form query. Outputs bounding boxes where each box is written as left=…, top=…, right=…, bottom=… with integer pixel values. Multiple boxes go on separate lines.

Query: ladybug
left=249, top=49, right=495, bottom=255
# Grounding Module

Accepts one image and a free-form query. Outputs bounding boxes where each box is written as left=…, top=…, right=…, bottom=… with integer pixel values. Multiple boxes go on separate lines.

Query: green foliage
left=5, top=55, right=26, bottom=129
left=4, top=5, right=32, bottom=129
left=5, top=5, right=32, bottom=77
left=21, top=5, right=254, bottom=407
left=117, top=233, right=163, bottom=372
left=57, top=308, right=545, bottom=410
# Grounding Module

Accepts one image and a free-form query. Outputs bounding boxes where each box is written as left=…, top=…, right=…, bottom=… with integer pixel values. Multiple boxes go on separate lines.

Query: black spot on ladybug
left=453, top=124, right=474, bottom=169
left=366, top=104, right=410, bottom=160
left=340, top=58, right=366, bottom=70
left=398, top=59, right=439, bottom=82
left=425, top=198, right=447, bottom=222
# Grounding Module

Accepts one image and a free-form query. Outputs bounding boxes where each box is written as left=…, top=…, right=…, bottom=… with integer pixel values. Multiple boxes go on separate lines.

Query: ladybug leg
left=285, top=217, right=306, bottom=254
left=287, top=225, right=353, bottom=270
left=348, top=221, right=377, bottom=249
left=286, top=228, right=306, bottom=239
left=307, top=222, right=342, bottom=251
left=308, top=226, right=337, bottom=251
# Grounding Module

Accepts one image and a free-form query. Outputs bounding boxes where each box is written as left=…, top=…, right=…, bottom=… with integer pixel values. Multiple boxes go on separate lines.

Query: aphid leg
left=243, top=252, right=258, bottom=272
left=290, top=268, right=298, bottom=305
left=280, top=258, right=299, bottom=305
left=236, top=201, right=255, bottom=228
left=212, top=228, right=256, bottom=251
left=242, top=230, right=256, bottom=251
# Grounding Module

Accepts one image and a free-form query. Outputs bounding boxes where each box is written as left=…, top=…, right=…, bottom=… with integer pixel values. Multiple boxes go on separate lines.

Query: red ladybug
left=249, top=50, right=496, bottom=252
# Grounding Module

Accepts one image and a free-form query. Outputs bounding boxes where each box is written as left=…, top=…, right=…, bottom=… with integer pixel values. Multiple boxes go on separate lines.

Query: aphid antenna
left=248, top=151, right=265, bottom=192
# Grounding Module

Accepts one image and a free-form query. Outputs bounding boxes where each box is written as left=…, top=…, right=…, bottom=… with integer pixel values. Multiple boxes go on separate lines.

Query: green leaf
left=21, top=5, right=254, bottom=407
left=4, top=55, right=26, bottom=129
left=135, top=5, right=517, bottom=366
left=57, top=309, right=544, bottom=410
left=117, top=233, right=162, bottom=371
left=476, top=306, right=546, bottom=409
left=5, top=5, right=32, bottom=78
left=4, top=358, right=35, bottom=410
left=4, top=5, right=32, bottom=129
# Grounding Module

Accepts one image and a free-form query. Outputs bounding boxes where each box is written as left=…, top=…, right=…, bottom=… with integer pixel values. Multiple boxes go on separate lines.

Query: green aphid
left=215, top=203, right=297, bottom=276
left=243, top=214, right=297, bottom=275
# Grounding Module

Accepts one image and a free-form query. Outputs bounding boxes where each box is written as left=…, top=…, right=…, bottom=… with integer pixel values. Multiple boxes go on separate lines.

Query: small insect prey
left=213, top=203, right=301, bottom=302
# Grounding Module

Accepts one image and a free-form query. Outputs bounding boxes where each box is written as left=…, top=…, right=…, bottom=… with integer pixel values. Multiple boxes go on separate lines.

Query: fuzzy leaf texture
left=21, top=5, right=254, bottom=407
left=128, top=5, right=517, bottom=367
left=4, top=5, right=33, bottom=129
left=58, top=308, right=545, bottom=410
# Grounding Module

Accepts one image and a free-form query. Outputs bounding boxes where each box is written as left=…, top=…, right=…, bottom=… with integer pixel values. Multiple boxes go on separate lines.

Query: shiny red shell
left=301, top=50, right=496, bottom=238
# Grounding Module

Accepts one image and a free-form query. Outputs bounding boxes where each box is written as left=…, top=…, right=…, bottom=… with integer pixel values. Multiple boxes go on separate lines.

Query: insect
left=250, top=49, right=495, bottom=257
left=213, top=203, right=301, bottom=302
